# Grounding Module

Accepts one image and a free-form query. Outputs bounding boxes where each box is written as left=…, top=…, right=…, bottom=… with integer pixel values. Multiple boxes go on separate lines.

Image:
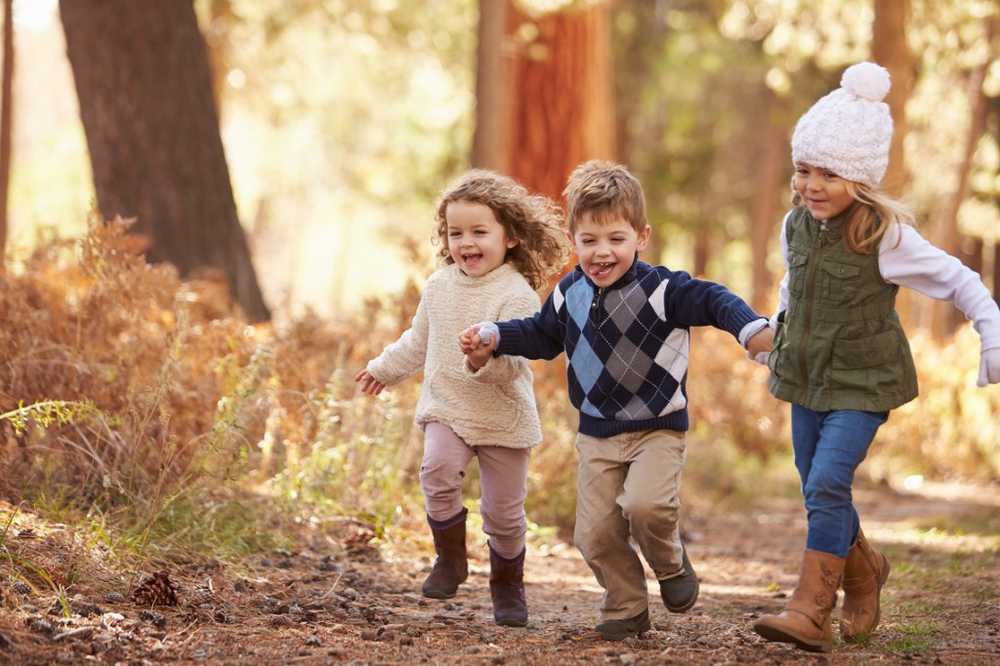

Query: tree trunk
left=471, top=0, right=509, bottom=171
left=748, top=87, right=789, bottom=312
left=931, top=17, right=994, bottom=338
left=0, top=0, right=12, bottom=268
left=872, top=0, right=914, bottom=197
left=59, top=0, right=269, bottom=321
left=503, top=1, right=617, bottom=203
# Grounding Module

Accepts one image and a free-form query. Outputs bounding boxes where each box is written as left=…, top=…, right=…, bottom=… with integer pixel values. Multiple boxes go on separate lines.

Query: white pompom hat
left=791, top=62, right=893, bottom=188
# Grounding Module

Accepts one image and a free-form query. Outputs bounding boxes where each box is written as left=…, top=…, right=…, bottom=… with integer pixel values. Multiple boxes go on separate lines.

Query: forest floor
left=1, top=479, right=998, bottom=665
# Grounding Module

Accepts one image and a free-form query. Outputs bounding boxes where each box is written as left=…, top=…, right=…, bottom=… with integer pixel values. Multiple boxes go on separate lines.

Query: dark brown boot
left=841, top=528, right=890, bottom=642
left=421, top=509, right=468, bottom=599
left=753, top=549, right=846, bottom=653
left=489, top=544, right=527, bottom=627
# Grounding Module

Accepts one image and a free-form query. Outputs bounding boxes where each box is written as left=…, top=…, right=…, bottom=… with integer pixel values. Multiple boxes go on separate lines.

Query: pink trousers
left=421, top=422, right=530, bottom=559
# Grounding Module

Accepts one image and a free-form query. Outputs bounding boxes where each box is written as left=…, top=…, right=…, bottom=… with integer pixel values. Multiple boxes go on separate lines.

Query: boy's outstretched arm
left=664, top=271, right=768, bottom=349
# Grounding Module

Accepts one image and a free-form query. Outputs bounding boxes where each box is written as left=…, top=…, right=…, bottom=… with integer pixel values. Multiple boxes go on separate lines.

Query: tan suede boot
left=841, top=529, right=890, bottom=642
left=753, top=549, right=846, bottom=653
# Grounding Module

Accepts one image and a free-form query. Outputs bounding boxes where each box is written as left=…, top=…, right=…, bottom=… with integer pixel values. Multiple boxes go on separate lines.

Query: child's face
left=793, top=162, right=855, bottom=220
left=572, top=213, right=650, bottom=287
left=446, top=200, right=517, bottom=278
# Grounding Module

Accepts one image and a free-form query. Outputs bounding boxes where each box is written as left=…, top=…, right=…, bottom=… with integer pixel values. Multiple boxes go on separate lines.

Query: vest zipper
left=798, top=232, right=824, bottom=384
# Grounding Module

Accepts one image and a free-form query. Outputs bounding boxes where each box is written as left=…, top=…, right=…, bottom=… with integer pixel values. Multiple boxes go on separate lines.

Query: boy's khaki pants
left=574, top=429, right=687, bottom=621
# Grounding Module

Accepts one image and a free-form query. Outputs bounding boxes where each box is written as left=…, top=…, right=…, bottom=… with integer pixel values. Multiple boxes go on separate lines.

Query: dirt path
left=2, top=482, right=998, bottom=664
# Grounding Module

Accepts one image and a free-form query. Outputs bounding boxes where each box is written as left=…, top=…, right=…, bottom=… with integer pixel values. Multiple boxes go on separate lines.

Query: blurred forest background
left=0, top=0, right=997, bottom=561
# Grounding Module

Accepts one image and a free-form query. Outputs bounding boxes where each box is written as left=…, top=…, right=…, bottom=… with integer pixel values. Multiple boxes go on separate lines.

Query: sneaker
left=659, top=547, right=699, bottom=613
left=596, top=609, right=651, bottom=641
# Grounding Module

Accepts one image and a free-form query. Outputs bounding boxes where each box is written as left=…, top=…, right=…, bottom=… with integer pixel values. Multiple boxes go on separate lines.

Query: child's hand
left=459, top=324, right=484, bottom=354
left=459, top=324, right=497, bottom=371
left=747, top=325, right=774, bottom=357
left=978, top=347, right=1000, bottom=387
left=354, top=368, right=386, bottom=396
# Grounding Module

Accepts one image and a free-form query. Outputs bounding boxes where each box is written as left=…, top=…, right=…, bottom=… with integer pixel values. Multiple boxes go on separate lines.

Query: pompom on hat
left=791, top=62, right=893, bottom=188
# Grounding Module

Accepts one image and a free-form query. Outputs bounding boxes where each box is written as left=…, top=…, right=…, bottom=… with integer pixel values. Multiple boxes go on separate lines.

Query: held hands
left=978, top=347, right=1000, bottom=387
left=354, top=368, right=386, bottom=396
left=458, top=323, right=497, bottom=371
left=746, top=325, right=774, bottom=366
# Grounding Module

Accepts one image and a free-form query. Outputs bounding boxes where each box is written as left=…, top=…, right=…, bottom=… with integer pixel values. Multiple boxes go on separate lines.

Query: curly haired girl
left=355, top=170, right=569, bottom=627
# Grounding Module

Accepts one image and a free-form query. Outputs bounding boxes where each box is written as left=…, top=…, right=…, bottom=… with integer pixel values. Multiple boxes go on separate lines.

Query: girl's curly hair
left=434, top=170, right=570, bottom=289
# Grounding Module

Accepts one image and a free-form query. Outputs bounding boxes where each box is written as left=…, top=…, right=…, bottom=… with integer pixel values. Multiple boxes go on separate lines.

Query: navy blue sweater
left=495, top=260, right=763, bottom=437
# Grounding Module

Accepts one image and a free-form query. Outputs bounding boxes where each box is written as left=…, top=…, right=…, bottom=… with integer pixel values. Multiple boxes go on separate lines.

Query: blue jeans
left=791, top=404, right=888, bottom=558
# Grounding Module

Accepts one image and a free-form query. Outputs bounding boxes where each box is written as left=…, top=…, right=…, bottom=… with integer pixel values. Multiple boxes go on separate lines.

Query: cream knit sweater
left=366, top=262, right=543, bottom=449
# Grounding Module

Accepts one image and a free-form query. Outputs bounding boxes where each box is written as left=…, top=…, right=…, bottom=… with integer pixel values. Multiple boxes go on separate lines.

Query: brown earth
left=1, top=481, right=998, bottom=665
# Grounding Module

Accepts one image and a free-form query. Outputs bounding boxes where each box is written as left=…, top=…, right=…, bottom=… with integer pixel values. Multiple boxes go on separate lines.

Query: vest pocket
left=787, top=252, right=809, bottom=297
left=819, top=260, right=861, bottom=302
left=829, top=329, right=902, bottom=391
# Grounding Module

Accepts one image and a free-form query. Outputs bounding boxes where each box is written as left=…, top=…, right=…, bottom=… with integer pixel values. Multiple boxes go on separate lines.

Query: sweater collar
left=577, top=253, right=641, bottom=291
left=450, top=260, right=517, bottom=287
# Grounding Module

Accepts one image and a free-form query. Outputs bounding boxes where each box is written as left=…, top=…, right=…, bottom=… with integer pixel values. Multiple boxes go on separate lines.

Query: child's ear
left=506, top=237, right=519, bottom=249
left=636, top=224, right=652, bottom=252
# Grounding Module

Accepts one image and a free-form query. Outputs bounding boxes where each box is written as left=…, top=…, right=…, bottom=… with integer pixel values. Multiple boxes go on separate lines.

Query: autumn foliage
left=0, top=217, right=996, bottom=552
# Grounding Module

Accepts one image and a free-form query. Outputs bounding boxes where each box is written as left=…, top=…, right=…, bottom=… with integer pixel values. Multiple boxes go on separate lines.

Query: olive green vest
left=767, top=206, right=918, bottom=412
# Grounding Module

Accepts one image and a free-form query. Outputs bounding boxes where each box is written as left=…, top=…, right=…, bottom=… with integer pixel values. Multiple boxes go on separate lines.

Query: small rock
left=213, top=610, right=234, bottom=624
left=305, top=635, right=322, bottom=646
left=12, top=582, right=32, bottom=595
left=260, top=558, right=273, bottom=567
left=402, top=593, right=421, bottom=604
left=26, top=617, right=55, bottom=635
left=104, top=592, right=125, bottom=603
left=276, top=559, right=293, bottom=570
left=139, top=610, right=166, bottom=629
left=361, top=629, right=378, bottom=641
left=233, top=579, right=250, bottom=593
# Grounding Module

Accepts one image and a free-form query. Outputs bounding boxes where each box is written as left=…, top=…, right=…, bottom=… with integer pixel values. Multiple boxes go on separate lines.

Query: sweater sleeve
left=366, top=293, right=430, bottom=385
left=664, top=271, right=765, bottom=346
left=879, top=223, right=1000, bottom=351
left=494, top=284, right=566, bottom=361
left=464, top=289, right=541, bottom=383
left=773, top=210, right=793, bottom=326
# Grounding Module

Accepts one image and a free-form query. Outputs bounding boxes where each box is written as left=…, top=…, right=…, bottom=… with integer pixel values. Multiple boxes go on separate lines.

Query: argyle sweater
left=494, top=260, right=764, bottom=437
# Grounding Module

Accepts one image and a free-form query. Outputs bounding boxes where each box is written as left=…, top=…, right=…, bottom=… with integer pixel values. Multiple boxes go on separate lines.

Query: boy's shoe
left=421, top=509, right=469, bottom=599
left=841, top=528, right=890, bottom=643
left=659, top=547, right=699, bottom=613
left=596, top=609, right=651, bottom=641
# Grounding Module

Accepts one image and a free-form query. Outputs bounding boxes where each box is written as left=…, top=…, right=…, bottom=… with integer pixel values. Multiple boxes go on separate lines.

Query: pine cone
left=130, top=572, right=178, bottom=607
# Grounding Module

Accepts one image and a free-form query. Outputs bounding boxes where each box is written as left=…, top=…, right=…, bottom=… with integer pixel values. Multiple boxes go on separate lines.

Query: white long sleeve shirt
left=774, top=211, right=1000, bottom=351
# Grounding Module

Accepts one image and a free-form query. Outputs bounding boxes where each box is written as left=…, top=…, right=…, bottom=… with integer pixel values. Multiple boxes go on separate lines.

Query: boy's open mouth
left=462, top=252, right=483, bottom=268
left=590, top=261, right=615, bottom=279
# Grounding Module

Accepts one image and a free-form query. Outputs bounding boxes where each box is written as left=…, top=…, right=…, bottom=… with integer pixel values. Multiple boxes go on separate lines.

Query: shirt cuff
left=738, top=318, right=770, bottom=349
left=478, top=321, right=500, bottom=347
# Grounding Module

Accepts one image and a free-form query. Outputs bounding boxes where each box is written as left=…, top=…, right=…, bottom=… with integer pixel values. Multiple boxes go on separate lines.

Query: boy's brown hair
left=434, top=170, right=570, bottom=289
left=563, top=160, right=647, bottom=234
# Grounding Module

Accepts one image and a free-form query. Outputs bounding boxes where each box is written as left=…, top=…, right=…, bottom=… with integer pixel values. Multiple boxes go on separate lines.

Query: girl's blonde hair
left=793, top=180, right=914, bottom=254
left=435, top=170, right=570, bottom=289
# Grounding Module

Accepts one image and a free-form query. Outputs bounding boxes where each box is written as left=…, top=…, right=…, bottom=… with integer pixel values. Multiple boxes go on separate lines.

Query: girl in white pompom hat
left=752, top=62, right=1000, bottom=653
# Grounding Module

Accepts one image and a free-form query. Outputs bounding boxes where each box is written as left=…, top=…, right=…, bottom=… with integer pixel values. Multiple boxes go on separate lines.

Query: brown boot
left=841, top=529, right=890, bottom=642
left=422, top=509, right=469, bottom=599
left=753, top=549, right=845, bottom=653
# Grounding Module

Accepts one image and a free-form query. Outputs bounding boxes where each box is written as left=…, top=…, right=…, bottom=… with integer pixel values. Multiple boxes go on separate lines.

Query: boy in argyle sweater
left=460, top=161, right=773, bottom=640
